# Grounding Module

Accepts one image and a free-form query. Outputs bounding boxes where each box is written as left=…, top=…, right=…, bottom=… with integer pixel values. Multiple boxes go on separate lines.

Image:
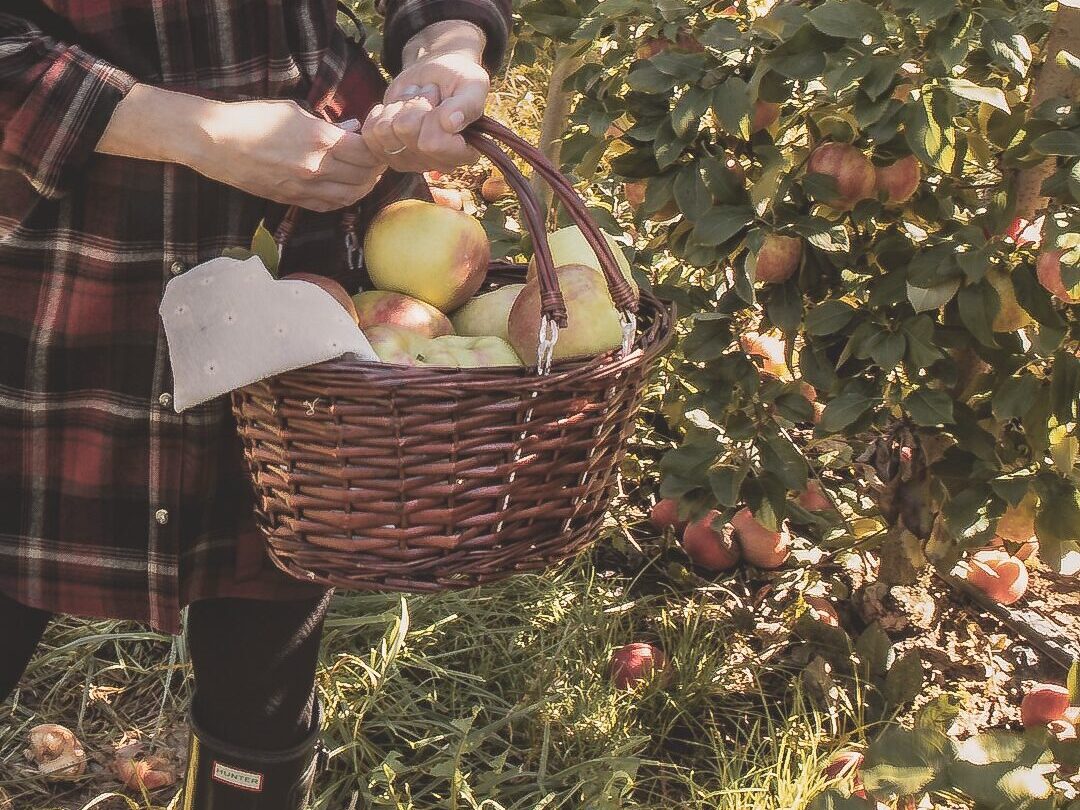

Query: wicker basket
left=231, top=117, right=674, bottom=591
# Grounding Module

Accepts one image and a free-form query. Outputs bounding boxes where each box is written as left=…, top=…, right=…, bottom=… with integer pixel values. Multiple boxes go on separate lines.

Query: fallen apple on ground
left=111, top=743, right=177, bottom=791
left=364, top=199, right=490, bottom=311
left=353, top=290, right=454, bottom=338
left=681, top=510, right=740, bottom=572
left=508, top=264, right=624, bottom=364
left=481, top=173, right=511, bottom=202
left=450, top=284, right=525, bottom=343
left=1021, top=683, right=1071, bottom=729
left=961, top=550, right=1028, bottom=605
left=650, top=497, right=688, bottom=532
left=731, top=508, right=791, bottom=569
left=804, top=596, right=840, bottom=627
left=609, top=642, right=670, bottom=689
left=282, top=273, right=359, bottom=324
left=806, top=142, right=877, bottom=211
left=797, top=481, right=832, bottom=512
left=25, top=724, right=86, bottom=780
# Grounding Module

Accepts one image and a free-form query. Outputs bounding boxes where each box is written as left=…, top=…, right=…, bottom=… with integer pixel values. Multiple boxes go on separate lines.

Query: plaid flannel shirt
left=0, top=0, right=512, bottom=634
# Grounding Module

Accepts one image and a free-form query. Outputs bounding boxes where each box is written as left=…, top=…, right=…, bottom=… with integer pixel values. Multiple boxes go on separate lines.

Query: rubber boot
left=180, top=699, right=327, bottom=810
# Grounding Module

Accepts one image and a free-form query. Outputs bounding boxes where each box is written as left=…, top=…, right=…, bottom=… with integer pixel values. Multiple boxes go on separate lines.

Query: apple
left=806, top=143, right=877, bottom=211
left=25, top=724, right=86, bottom=780
left=528, top=226, right=637, bottom=296
left=805, top=596, right=840, bottom=627
left=624, top=180, right=679, bottom=220
left=508, top=264, right=624, bottom=364
left=111, top=744, right=176, bottom=791
left=481, top=174, right=511, bottom=203
left=797, top=481, right=832, bottom=512
left=365, top=324, right=425, bottom=365
left=635, top=30, right=703, bottom=59
left=823, top=751, right=864, bottom=785
left=364, top=200, right=490, bottom=312
left=417, top=334, right=523, bottom=368
left=997, top=491, right=1037, bottom=543
left=731, top=508, right=791, bottom=569
left=282, top=273, right=359, bottom=324
left=681, top=510, right=740, bottom=571
left=752, top=100, right=780, bottom=133
left=962, top=550, right=1028, bottom=605
left=986, top=534, right=1037, bottom=562
left=755, top=234, right=802, bottom=284
left=1021, top=684, right=1071, bottom=729
left=739, top=332, right=791, bottom=380
left=875, top=155, right=921, bottom=205
left=353, top=290, right=453, bottom=338
left=609, top=642, right=670, bottom=689
left=1037, top=251, right=1080, bottom=304
left=987, top=269, right=1034, bottom=332
left=450, top=284, right=525, bottom=343
left=650, top=498, right=688, bottom=532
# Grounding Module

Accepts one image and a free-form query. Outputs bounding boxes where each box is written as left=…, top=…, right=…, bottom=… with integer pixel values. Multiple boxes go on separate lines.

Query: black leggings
left=0, top=590, right=331, bottom=751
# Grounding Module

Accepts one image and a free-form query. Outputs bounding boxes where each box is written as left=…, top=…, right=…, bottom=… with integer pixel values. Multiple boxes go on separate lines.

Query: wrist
left=402, top=20, right=486, bottom=68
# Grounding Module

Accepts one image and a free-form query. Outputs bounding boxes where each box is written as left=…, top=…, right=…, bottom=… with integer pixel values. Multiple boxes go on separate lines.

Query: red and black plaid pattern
left=0, top=0, right=510, bottom=634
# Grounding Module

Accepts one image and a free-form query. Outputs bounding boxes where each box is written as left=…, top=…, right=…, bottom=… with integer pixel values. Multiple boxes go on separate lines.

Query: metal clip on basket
left=231, top=117, right=675, bottom=592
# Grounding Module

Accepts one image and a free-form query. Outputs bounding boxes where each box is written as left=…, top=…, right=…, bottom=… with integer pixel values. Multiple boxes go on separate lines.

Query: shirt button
left=169, top=260, right=187, bottom=276
left=154, top=508, right=170, bottom=525
left=158, top=392, right=173, bottom=409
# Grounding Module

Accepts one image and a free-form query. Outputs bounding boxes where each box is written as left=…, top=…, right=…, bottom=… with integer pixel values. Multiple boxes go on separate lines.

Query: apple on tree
left=806, top=142, right=877, bottom=211
left=754, top=234, right=802, bottom=284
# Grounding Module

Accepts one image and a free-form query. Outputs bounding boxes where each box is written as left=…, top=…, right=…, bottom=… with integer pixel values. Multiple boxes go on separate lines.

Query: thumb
left=435, top=82, right=488, bottom=134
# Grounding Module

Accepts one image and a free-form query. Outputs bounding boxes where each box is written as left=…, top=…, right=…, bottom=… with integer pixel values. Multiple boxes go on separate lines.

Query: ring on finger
left=385, top=145, right=408, bottom=156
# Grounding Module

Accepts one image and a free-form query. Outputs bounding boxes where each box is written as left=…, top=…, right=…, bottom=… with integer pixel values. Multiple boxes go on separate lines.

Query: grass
left=0, top=540, right=864, bottom=810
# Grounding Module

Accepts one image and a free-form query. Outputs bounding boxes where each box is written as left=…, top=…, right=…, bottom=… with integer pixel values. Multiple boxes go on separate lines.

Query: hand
left=361, top=21, right=491, bottom=173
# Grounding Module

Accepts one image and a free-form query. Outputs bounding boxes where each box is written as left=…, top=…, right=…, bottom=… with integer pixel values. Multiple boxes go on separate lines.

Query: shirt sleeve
left=377, top=0, right=512, bottom=76
left=0, top=13, right=137, bottom=199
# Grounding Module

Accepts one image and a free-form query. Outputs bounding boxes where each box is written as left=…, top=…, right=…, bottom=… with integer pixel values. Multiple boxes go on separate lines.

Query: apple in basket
left=508, top=264, right=626, bottom=364
left=281, top=273, right=359, bottom=324
left=527, top=225, right=638, bottom=294
left=363, top=199, right=490, bottom=311
left=450, top=284, right=525, bottom=344
left=352, top=290, right=454, bottom=338
left=366, top=325, right=522, bottom=368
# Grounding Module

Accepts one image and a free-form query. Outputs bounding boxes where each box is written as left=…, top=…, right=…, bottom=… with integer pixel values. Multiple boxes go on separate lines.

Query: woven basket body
left=232, top=281, right=671, bottom=591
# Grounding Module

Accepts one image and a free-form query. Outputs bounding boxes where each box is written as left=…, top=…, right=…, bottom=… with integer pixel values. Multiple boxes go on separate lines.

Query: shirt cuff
left=1, top=43, right=137, bottom=199
left=381, top=0, right=511, bottom=76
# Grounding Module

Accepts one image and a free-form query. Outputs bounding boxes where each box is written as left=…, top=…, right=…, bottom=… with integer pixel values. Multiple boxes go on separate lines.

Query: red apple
left=1037, top=251, right=1080, bottom=304
left=650, top=498, right=688, bottom=532
left=609, top=642, right=670, bottom=689
left=875, top=155, right=921, bottom=205
left=1021, top=684, right=1071, bottom=728
left=739, top=332, right=791, bottom=380
left=807, top=143, right=876, bottom=211
left=805, top=596, right=840, bottom=627
left=681, top=510, right=741, bottom=571
left=823, top=751, right=864, bottom=788
left=481, top=174, right=511, bottom=203
left=755, top=234, right=802, bottom=284
left=283, top=273, right=359, bottom=324
left=962, top=550, right=1028, bottom=605
left=797, top=481, right=832, bottom=512
left=752, top=100, right=780, bottom=133
left=353, top=290, right=453, bottom=338
left=731, top=508, right=791, bottom=569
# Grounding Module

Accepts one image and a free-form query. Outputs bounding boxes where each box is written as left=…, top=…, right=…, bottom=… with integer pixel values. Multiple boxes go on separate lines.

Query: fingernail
left=449, top=111, right=466, bottom=131
left=420, top=84, right=439, bottom=98
left=401, top=85, right=420, bottom=97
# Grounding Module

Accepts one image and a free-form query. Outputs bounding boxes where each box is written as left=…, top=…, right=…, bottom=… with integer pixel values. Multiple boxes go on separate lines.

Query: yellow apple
left=417, top=335, right=523, bottom=368
left=528, top=226, right=637, bottom=296
left=364, top=324, right=425, bottom=365
left=450, top=284, right=525, bottom=343
left=353, top=290, right=453, bottom=338
left=987, top=269, right=1034, bottom=332
left=508, top=264, right=624, bottom=363
left=364, top=200, right=490, bottom=312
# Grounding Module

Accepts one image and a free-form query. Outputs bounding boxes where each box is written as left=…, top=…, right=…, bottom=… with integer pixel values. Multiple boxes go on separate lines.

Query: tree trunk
left=530, top=45, right=584, bottom=219
left=1010, top=2, right=1080, bottom=227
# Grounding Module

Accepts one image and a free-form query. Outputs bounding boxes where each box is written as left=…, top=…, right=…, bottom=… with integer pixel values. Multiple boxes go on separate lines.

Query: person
left=0, top=0, right=511, bottom=806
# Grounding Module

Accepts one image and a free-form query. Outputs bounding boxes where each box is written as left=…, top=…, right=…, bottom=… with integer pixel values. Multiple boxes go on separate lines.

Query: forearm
left=96, top=83, right=213, bottom=170
left=402, top=20, right=485, bottom=68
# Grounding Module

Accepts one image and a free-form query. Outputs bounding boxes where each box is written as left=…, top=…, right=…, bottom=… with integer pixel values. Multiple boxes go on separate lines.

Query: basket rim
left=238, top=288, right=675, bottom=392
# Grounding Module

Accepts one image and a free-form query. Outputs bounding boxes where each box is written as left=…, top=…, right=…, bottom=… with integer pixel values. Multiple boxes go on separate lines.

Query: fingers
left=385, top=77, right=442, bottom=106
left=416, top=113, right=478, bottom=169
left=296, top=177, right=383, bottom=213
left=434, top=76, right=489, bottom=136
left=328, top=129, right=387, bottom=169
left=362, top=96, right=479, bottom=173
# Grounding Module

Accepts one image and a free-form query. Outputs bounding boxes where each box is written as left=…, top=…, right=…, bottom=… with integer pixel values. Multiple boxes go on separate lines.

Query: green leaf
left=671, top=86, right=710, bottom=138
left=805, top=301, right=855, bottom=335
left=884, top=651, right=925, bottom=707
left=893, top=0, right=953, bottom=22
left=251, top=220, right=280, bottom=276
left=1035, top=488, right=1080, bottom=576
left=1050, top=351, right=1080, bottom=422
left=808, top=790, right=876, bottom=810
left=654, top=120, right=694, bottom=169
left=992, top=374, right=1041, bottom=421
left=904, top=388, right=956, bottom=426
left=806, top=0, right=884, bottom=37
left=902, top=316, right=944, bottom=371
left=765, top=283, right=803, bottom=335
left=1032, top=130, right=1080, bottom=157
left=958, top=283, right=999, bottom=348
left=855, top=622, right=893, bottom=677
left=711, top=78, right=752, bottom=139
left=907, top=279, right=960, bottom=312
left=866, top=331, right=907, bottom=371
left=861, top=726, right=950, bottom=799
left=905, top=89, right=958, bottom=173
left=1069, top=659, right=1080, bottom=705
left=759, top=428, right=809, bottom=491
left=627, top=62, right=677, bottom=94
left=940, top=78, right=1010, bottom=113
left=674, top=164, right=713, bottom=220
left=710, top=463, right=750, bottom=508
left=691, top=206, right=755, bottom=246
left=818, top=393, right=876, bottom=433
left=700, top=18, right=742, bottom=49
left=916, top=693, right=964, bottom=729
left=981, top=18, right=1031, bottom=78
